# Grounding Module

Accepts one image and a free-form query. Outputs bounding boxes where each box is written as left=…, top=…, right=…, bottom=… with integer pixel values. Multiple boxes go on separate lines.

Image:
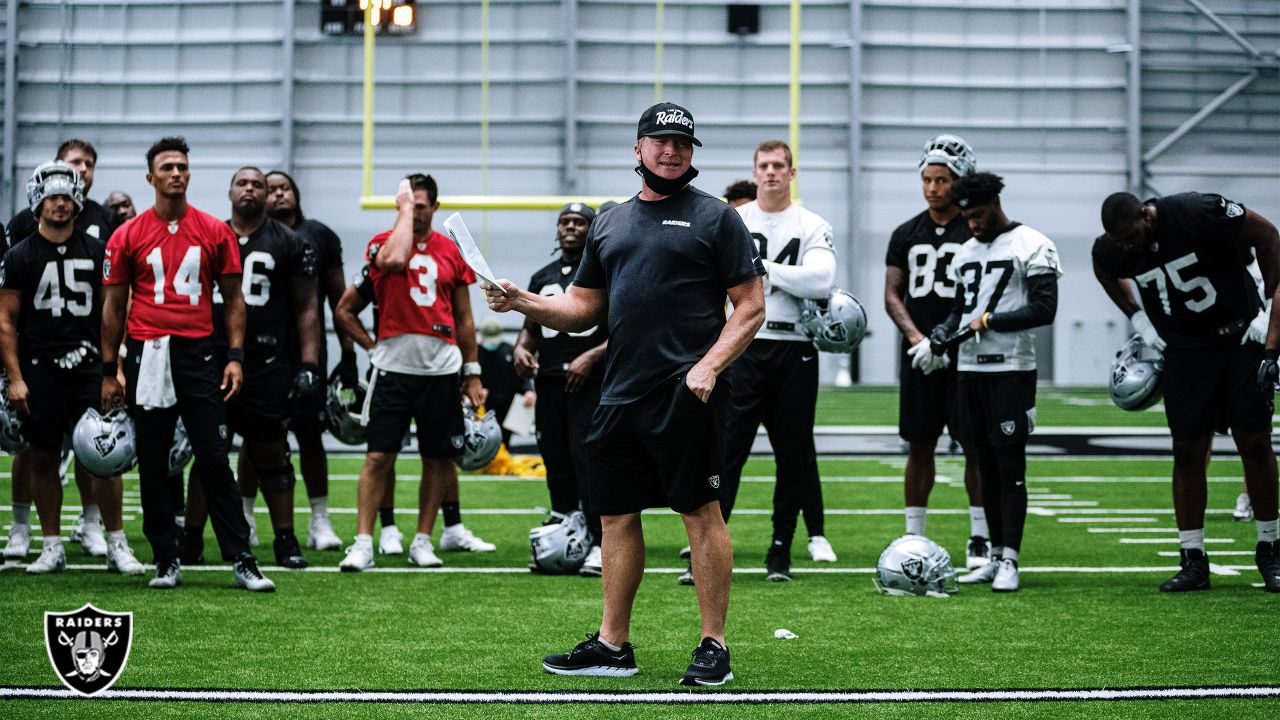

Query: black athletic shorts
left=19, top=357, right=97, bottom=453
left=214, top=350, right=293, bottom=443
left=897, top=346, right=959, bottom=444
left=952, top=370, right=1037, bottom=447
left=1163, top=340, right=1273, bottom=441
left=364, top=368, right=464, bottom=458
left=587, top=374, right=727, bottom=515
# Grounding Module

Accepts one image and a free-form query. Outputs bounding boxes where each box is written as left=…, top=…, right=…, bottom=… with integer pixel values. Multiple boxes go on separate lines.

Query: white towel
left=135, top=336, right=177, bottom=410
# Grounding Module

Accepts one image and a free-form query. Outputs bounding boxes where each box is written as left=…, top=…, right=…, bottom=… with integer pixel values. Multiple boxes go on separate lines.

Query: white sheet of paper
left=443, top=213, right=499, bottom=287
left=501, top=396, right=535, bottom=437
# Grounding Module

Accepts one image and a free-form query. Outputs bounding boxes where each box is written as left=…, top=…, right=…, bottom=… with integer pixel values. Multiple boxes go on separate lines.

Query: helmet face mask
left=918, top=133, right=976, bottom=179
left=529, top=511, right=592, bottom=574
left=873, top=535, right=958, bottom=597
left=1109, top=333, right=1163, bottom=411
left=27, top=160, right=85, bottom=215
left=72, top=408, right=137, bottom=477
left=168, top=419, right=193, bottom=475
left=0, top=374, right=29, bottom=453
left=799, top=288, right=868, bottom=353
left=455, top=405, right=501, bottom=472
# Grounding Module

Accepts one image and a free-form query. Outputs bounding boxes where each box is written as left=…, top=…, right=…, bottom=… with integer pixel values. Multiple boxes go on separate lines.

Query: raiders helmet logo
left=451, top=434, right=465, bottom=449
left=45, top=604, right=133, bottom=697
left=900, top=558, right=924, bottom=581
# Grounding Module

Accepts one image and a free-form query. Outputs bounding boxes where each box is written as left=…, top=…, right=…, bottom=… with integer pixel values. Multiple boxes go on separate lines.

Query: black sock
left=379, top=508, right=396, bottom=527
left=442, top=501, right=462, bottom=527
left=770, top=537, right=791, bottom=553
left=275, top=528, right=295, bottom=540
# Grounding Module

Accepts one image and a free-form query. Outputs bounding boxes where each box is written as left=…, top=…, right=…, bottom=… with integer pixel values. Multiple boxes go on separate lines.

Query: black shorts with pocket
left=1163, top=340, right=1273, bottom=441
left=19, top=357, right=97, bottom=453
left=897, top=346, right=959, bottom=444
left=363, top=368, right=464, bottom=458
left=952, top=370, right=1037, bottom=447
left=587, top=374, right=727, bottom=516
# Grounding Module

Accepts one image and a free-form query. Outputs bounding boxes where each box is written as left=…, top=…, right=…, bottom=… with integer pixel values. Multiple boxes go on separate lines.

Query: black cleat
left=543, top=633, right=638, bottom=677
left=179, top=528, right=205, bottom=565
left=1159, top=548, right=1210, bottom=592
left=765, top=543, right=791, bottom=582
left=1256, top=541, right=1280, bottom=593
left=274, top=533, right=309, bottom=569
left=680, top=637, right=733, bottom=686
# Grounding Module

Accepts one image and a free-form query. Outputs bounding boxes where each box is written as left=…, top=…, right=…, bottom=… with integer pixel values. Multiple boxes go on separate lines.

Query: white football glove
left=1130, top=310, right=1166, bottom=352
left=906, top=337, right=933, bottom=370
left=1242, top=303, right=1270, bottom=346
left=920, top=349, right=950, bottom=375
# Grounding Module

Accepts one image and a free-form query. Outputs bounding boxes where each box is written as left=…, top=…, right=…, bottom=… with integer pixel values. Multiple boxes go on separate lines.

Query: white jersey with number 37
left=949, top=224, right=1061, bottom=372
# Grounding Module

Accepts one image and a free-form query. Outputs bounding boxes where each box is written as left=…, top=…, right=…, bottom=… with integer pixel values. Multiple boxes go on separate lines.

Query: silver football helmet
left=72, top=408, right=137, bottom=477
left=324, top=377, right=367, bottom=446
left=169, top=419, right=193, bottom=475
left=0, top=374, right=29, bottom=453
left=873, top=534, right=959, bottom=597
left=1110, top=333, right=1164, bottom=411
left=455, top=405, right=502, bottom=472
left=799, top=288, right=868, bottom=353
left=529, top=511, right=592, bottom=574
left=27, top=160, right=84, bottom=213
left=918, top=134, right=976, bottom=178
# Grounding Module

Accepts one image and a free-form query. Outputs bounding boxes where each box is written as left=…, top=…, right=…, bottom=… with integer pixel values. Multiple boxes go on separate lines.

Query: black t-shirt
left=1093, top=192, right=1256, bottom=348
left=6, top=199, right=119, bottom=254
left=293, top=218, right=343, bottom=366
left=0, top=230, right=104, bottom=359
left=885, top=210, right=969, bottom=344
left=527, top=255, right=608, bottom=376
left=478, top=341, right=531, bottom=410
left=573, top=188, right=765, bottom=405
left=212, top=218, right=318, bottom=366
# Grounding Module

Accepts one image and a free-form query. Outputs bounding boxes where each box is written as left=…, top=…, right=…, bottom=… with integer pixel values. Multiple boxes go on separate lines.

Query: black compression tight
left=973, top=440, right=1029, bottom=553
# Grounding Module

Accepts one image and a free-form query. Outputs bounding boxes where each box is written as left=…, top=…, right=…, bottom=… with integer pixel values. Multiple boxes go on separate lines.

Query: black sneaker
left=148, top=557, right=182, bottom=589
left=179, top=528, right=205, bottom=565
left=680, top=637, right=733, bottom=686
left=543, top=633, right=638, bottom=677
left=232, top=553, right=276, bottom=592
left=765, top=544, right=791, bottom=582
left=273, top=533, right=309, bottom=569
left=1256, top=540, right=1280, bottom=593
left=1159, top=548, right=1210, bottom=592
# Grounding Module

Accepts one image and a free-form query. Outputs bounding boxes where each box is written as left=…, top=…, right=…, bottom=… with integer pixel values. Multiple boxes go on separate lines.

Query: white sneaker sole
left=681, top=671, right=733, bottom=686
left=579, top=566, right=602, bottom=578
left=408, top=555, right=443, bottom=568
left=543, top=663, right=638, bottom=677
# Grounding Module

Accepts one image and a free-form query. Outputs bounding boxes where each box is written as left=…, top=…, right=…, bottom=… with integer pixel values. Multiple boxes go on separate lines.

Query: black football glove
left=1258, top=350, right=1279, bottom=394
left=930, top=325, right=975, bottom=357
left=290, top=362, right=324, bottom=413
left=329, top=349, right=358, bottom=389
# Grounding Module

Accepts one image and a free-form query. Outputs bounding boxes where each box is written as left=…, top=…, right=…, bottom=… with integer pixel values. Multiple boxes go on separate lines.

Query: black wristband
left=102, top=361, right=118, bottom=378
left=1265, top=349, right=1279, bottom=362
left=226, top=348, right=245, bottom=364
left=340, top=348, right=357, bottom=364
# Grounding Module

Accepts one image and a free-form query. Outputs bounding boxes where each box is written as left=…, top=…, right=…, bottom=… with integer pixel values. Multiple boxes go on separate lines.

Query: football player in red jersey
left=99, top=136, right=274, bottom=592
left=335, top=174, right=490, bottom=571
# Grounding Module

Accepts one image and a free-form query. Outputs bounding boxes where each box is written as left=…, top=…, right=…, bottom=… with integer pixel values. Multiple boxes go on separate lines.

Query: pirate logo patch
left=45, top=603, right=133, bottom=697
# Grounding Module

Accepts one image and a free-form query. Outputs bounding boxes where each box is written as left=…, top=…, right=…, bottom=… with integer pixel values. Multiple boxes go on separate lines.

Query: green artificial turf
left=815, top=386, right=1169, bottom=427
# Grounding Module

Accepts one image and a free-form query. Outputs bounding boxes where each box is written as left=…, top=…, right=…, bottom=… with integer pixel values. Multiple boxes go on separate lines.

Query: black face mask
left=634, top=160, right=699, bottom=197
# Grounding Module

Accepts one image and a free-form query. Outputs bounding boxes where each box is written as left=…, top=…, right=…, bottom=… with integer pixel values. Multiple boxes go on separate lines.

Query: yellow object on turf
left=477, top=444, right=546, bottom=478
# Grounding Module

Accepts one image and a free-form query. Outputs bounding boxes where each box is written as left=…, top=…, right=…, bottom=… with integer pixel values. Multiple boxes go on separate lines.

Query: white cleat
left=439, top=524, right=496, bottom=552
left=1233, top=492, right=1254, bottom=522
left=957, top=559, right=1000, bottom=584
left=992, top=557, right=1020, bottom=592
left=79, top=518, right=108, bottom=557
left=408, top=535, right=444, bottom=568
left=148, top=559, right=182, bottom=589
left=26, top=543, right=67, bottom=574
left=580, top=545, right=603, bottom=577
left=966, top=535, right=992, bottom=569
left=340, top=541, right=376, bottom=572
left=106, top=537, right=146, bottom=576
left=807, top=535, right=837, bottom=563
left=307, top=514, right=343, bottom=551
left=245, top=511, right=260, bottom=547
left=232, top=556, right=276, bottom=592
left=3, top=523, right=31, bottom=560
left=378, top=525, right=404, bottom=555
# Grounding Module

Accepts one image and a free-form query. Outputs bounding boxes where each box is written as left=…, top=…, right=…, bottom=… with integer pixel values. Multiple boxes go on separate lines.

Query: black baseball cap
left=558, top=202, right=595, bottom=223
left=637, top=102, right=702, bottom=147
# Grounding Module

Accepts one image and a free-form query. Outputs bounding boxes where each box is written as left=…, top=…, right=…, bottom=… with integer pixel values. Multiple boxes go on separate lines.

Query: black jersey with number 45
left=885, top=210, right=970, bottom=346
left=527, top=256, right=607, bottom=376
left=1093, top=192, right=1257, bottom=349
left=212, top=217, right=318, bottom=362
left=0, top=230, right=103, bottom=358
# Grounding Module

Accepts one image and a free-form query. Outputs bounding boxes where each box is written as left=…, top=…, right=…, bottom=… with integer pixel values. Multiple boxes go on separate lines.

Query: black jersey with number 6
left=885, top=210, right=970, bottom=345
left=527, top=256, right=607, bottom=377
left=1093, top=192, right=1256, bottom=349
left=212, top=217, right=318, bottom=361
left=0, top=230, right=103, bottom=358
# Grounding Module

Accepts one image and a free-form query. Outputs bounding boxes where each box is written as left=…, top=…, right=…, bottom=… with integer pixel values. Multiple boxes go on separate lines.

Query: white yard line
left=1119, top=538, right=1234, bottom=544
left=1057, top=518, right=1158, bottom=523
left=1087, top=528, right=1180, bottom=533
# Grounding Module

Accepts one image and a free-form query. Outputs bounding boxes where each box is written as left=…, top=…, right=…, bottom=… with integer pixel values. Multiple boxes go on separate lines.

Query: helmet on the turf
left=324, top=377, right=367, bottom=446
left=873, top=534, right=958, bottom=597
left=454, top=405, right=502, bottom=472
left=72, top=408, right=137, bottom=477
left=1109, top=333, right=1164, bottom=411
left=168, top=419, right=193, bottom=475
left=529, top=511, right=592, bottom=574
left=0, top=374, right=29, bottom=453
left=799, top=288, right=868, bottom=353
left=918, top=134, right=976, bottom=178
left=27, top=160, right=84, bottom=214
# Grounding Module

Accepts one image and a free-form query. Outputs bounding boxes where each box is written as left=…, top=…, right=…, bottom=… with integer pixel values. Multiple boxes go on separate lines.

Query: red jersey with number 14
left=104, top=205, right=242, bottom=340
left=366, top=229, right=474, bottom=344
